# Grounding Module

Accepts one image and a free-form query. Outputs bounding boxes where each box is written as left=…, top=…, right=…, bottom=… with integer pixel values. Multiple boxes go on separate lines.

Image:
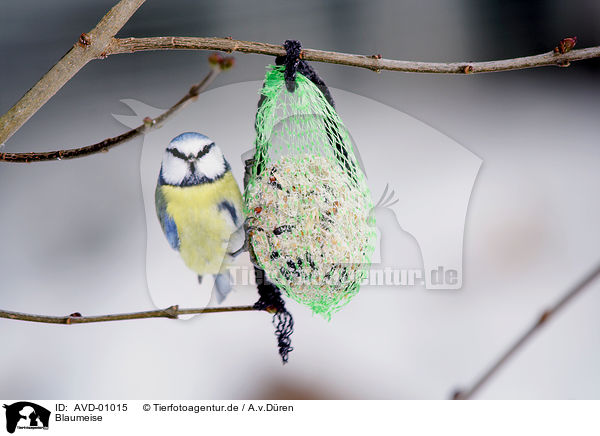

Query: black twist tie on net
left=252, top=267, right=294, bottom=363
left=281, top=40, right=302, bottom=93
left=274, top=39, right=356, bottom=181
left=244, top=158, right=294, bottom=364
left=275, top=39, right=336, bottom=108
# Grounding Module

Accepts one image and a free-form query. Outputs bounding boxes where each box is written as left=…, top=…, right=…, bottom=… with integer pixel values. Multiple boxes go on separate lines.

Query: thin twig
left=0, top=62, right=226, bottom=163
left=0, top=0, right=597, bottom=149
left=0, top=305, right=259, bottom=325
left=452, top=262, right=600, bottom=400
left=0, top=0, right=146, bottom=145
left=3, top=39, right=597, bottom=163
left=106, top=36, right=600, bottom=74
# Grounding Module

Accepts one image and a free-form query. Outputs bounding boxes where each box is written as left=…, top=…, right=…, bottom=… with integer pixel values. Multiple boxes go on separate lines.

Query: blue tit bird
left=155, top=132, right=245, bottom=303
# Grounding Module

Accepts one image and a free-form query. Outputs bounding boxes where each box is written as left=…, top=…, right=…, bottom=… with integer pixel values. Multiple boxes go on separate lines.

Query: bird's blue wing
left=218, top=199, right=245, bottom=256
left=218, top=200, right=242, bottom=227
left=155, top=185, right=180, bottom=250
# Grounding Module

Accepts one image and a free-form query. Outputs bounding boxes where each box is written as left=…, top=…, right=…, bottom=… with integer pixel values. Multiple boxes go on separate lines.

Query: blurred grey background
left=1, top=0, right=599, bottom=399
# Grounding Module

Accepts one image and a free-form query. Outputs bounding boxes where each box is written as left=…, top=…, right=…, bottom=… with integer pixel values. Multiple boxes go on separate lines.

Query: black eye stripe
left=195, top=142, right=215, bottom=159
left=167, top=148, right=188, bottom=160
left=168, top=142, right=214, bottom=161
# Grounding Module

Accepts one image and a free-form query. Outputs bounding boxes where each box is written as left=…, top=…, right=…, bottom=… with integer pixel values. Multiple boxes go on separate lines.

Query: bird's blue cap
left=170, top=132, right=210, bottom=144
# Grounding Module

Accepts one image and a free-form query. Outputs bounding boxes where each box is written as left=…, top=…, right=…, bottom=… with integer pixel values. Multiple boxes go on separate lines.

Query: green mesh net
left=244, top=65, right=376, bottom=319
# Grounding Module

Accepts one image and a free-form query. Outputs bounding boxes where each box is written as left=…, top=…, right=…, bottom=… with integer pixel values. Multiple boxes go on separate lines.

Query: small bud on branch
left=554, top=36, right=577, bottom=54
left=78, top=33, right=92, bottom=48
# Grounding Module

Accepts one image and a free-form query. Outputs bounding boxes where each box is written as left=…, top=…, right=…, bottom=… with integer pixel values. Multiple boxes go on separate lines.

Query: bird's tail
left=213, top=272, right=232, bottom=303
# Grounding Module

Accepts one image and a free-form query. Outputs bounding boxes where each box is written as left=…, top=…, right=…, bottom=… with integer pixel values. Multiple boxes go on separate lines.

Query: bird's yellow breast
left=160, top=172, right=242, bottom=274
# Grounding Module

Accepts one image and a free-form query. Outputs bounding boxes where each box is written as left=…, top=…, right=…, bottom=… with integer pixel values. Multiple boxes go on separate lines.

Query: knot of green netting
left=244, top=65, right=376, bottom=319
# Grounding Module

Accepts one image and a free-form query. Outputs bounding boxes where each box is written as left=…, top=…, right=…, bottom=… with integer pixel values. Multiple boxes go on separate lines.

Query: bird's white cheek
left=196, top=148, right=225, bottom=179
left=161, top=154, right=189, bottom=185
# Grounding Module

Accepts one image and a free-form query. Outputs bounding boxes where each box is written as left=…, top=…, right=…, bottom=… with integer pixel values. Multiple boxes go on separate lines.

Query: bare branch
left=0, top=0, right=596, bottom=150
left=1, top=13, right=597, bottom=151
left=0, top=304, right=260, bottom=325
left=3, top=37, right=597, bottom=163
left=0, top=0, right=146, bottom=145
left=106, top=36, right=600, bottom=74
left=452, top=262, right=600, bottom=400
left=0, top=60, right=228, bottom=163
